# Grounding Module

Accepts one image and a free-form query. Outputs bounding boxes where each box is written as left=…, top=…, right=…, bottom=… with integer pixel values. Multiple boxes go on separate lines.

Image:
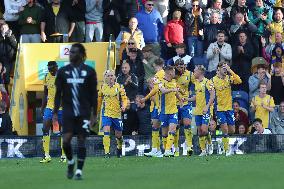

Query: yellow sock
left=103, top=134, right=110, bottom=154
left=116, top=137, right=123, bottom=150
left=184, top=128, right=193, bottom=148
left=60, top=137, right=65, bottom=157
left=162, top=136, right=167, bottom=150
left=222, top=137, right=229, bottom=151
left=174, top=129, right=179, bottom=149
left=42, top=135, right=50, bottom=157
left=207, top=134, right=212, bottom=145
left=166, top=133, right=175, bottom=151
left=152, top=130, right=160, bottom=150
left=199, top=136, right=206, bottom=151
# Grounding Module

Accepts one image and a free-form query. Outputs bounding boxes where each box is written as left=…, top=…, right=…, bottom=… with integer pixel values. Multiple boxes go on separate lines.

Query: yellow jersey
left=176, top=70, right=194, bottom=106
left=193, top=78, right=214, bottom=115
left=251, top=95, right=275, bottom=129
left=97, top=83, right=128, bottom=119
left=44, top=73, right=57, bottom=110
left=147, top=69, right=165, bottom=112
left=211, top=71, right=242, bottom=111
left=158, top=78, right=178, bottom=114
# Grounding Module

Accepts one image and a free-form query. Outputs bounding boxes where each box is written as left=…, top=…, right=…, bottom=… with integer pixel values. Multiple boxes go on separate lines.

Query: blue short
left=195, top=113, right=210, bottom=127
left=216, top=110, right=235, bottom=126
left=159, top=113, right=178, bottom=127
left=178, top=104, right=193, bottom=120
left=102, top=116, right=123, bottom=131
left=151, top=108, right=159, bottom=120
left=43, top=108, right=63, bottom=124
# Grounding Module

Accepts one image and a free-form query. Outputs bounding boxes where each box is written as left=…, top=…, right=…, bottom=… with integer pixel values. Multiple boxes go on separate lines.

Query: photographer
left=0, top=23, right=17, bottom=87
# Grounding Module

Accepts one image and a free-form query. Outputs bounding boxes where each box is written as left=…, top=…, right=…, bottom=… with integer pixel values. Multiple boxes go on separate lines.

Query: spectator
left=68, top=0, right=86, bottom=42
left=121, top=38, right=144, bottom=62
left=118, top=61, right=139, bottom=136
left=103, top=0, right=122, bottom=41
left=270, top=101, right=284, bottom=134
left=209, top=119, right=222, bottom=135
left=230, top=12, right=257, bottom=46
left=0, top=23, right=17, bottom=86
left=120, top=0, right=139, bottom=27
left=40, top=0, right=75, bottom=43
left=166, top=43, right=194, bottom=71
left=3, top=0, right=27, bottom=40
left=0, top=62, right=6, bottom=84
left=18, top=0, right=42, bottom=43
left=265, top=32, right=284, bottom=55
left=85, top=0, right=104, bottom=42
left=126, top=48, right=145, bottom=94
left=250, top=82, right=275, bottom=128
left=136, top=0, right=163, bottom=56
left=0, top=84, right=10, bottom=110
left=164, top=10, right=184, bottom=59
left=0, top=100, right=13, bottom=135
left=206, top=30, right=232, bottom=78
left=230, top=0, right=249, bottom=21
left=253, top=118, right=272, bottom=134
left=202, top=12, right=228, bottom=51
left=237, top=123, right=248, bottom=134
left=117, top=61, right=139, bottom=102
left=142, top=46, right=158, bottom=83
left=204, top=0, right=230, bottom=25
left=233, top=100, right=249, bottom=128
left=248, top=0, right=272, bottom=56
left=135, top=95, right=151, bottom=135
left=116, top=17, right=145, bottom=62
left=154, top=0, right=169, bottom=24
left=270, top=63, right=284, bottom=105
left=267, top=8, right=284, bottom=43
left=231, top=31, right=254, bottom=92
left=249, top=58, right=271, bottom=101
left=184, top=0, right=204, bottom=57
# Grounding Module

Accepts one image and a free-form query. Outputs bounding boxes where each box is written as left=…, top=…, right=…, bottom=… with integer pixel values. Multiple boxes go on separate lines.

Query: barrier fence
left=0, top=135, right=284, bottom=159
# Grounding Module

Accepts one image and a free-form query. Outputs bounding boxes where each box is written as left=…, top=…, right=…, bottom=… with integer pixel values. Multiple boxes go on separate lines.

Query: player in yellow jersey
left=142, top=59, right=164, bottom=157
left=211, top=62, right=242, bottom=156
left=40, top=61, right=66, bottom=163
left=192, top=65, right=215, bottom=156
left=97, top=70, right=128, bottom=158
left=173, top=59, right=195, bottom=157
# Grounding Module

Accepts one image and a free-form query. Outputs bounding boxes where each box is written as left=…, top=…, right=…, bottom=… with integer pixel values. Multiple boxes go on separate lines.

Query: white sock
left=68, top=159, right=75, bottom=165
left=75, top=169, right=82, bottom=175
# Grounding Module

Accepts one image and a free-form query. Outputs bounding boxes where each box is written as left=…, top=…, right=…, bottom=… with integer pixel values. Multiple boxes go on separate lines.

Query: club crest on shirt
left=81, top=70, right=87, bottom=77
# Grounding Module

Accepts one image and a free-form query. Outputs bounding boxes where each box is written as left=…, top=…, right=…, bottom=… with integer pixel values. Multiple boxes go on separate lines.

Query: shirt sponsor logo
left=67, top=78, right=85, bottom=84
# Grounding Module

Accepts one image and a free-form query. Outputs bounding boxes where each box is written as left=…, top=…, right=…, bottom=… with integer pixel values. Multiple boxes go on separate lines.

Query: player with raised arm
left=53, top=43, right=98, bottom=180
left=173, top=59, right=195, bottom=157
left=211, top=62, right=242, bottom=156
left=40, top=61, right=66, bottom=163
left=97, top=70, right=128, bottom=158
left=192, top=65, right=215, bottom=156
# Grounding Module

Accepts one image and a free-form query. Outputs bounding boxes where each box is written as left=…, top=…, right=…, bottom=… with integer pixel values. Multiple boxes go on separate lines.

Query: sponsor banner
left=0, top=135, right=284, bottom=159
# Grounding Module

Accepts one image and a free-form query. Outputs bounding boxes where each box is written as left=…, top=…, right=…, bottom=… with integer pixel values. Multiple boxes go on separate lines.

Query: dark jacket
left=103, top=0, right=123, bottom=23
left=120, top=0, right=139, bottom=27
left=136, top=104, right=151, bottom=135
left=0, top=112, right=13, bottom=135
left=230, top=22, right=257, bottom=45
left=232, top=41, right=254, bottom=92
left=116, top=72, right=139, bottom=101
left=184, top=8, right=203, bottom=37
left=126, top=57, right=145, bottom=94
left=41, top=3, right=73, bottom=37
left=66, top=0, right=86, bottom=22
left=0, top=33, right=17, bottom=62
left=18, top=4, right=42, bottom=34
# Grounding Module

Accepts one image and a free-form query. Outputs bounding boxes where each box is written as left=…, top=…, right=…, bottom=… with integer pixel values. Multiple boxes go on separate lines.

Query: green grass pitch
left=1, top=153, right=284, bottom=189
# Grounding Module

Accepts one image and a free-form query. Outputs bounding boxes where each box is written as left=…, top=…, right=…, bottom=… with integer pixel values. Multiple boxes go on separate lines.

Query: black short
left=62, top=116, right=90, bottom=136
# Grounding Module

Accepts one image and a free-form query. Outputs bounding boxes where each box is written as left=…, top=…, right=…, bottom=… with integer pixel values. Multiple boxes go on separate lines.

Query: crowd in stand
left=0, top=0, right=284, bottom=136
